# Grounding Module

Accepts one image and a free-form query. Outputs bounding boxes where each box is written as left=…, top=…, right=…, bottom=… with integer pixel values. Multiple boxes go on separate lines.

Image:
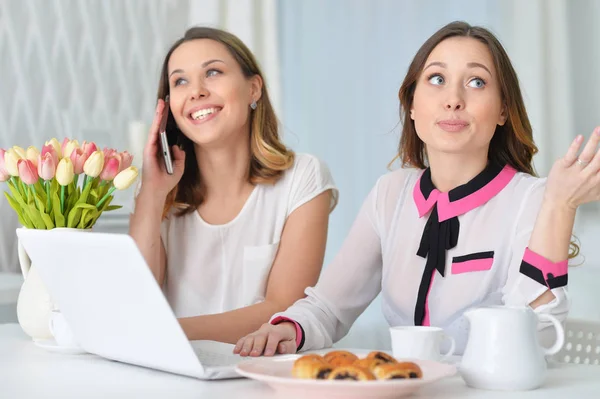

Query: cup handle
left=538, top=313, right=565, bottom=356
left=441, top=334, right=456, bottom=360
left=48, top=310, right=58, bottom=339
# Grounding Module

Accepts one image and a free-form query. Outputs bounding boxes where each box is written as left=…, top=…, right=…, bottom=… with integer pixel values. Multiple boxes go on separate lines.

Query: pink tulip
left=38, top=152, right=56, bottom=181
left=61, top=138, right=70, bottom=155
left=81, top=141, right=97, bottom=158
left=100, top=155, right=121, bottom=181
left=103, top=148, right=117, bottom=159
left=44, top=138, right=62, bottom=158
left=70, top=148, right=89, bottom=175
left=0, top=148, right=7, bottom=174
left=41, top=144, right=59, bottom=166
left=17, top=159, right=39, bottom=185
left=0, top=150, right=8, bottom=182
left=119, top=151, right=133, bottom=171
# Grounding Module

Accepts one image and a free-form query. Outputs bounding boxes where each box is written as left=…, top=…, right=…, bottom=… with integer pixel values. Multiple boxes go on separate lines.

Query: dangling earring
left=250, top=100, right=257, bottom=110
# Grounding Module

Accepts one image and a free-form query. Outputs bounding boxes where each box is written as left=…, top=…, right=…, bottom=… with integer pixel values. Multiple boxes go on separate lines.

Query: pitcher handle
left=538, top=313, right=565, bottom=356
left=441, top=334, right=456, bottom=361
left=17, top=237, right=31, bottom=278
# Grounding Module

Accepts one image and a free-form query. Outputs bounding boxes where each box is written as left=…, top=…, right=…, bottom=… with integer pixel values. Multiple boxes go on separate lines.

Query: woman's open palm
left=545, top=126, right=600, bottom=209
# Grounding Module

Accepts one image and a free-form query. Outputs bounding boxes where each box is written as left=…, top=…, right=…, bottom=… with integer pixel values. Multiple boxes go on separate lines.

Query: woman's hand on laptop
left=233, top=322, right=297, bottom=357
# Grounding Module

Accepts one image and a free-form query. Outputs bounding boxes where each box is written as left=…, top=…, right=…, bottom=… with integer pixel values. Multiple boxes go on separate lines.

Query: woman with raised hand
left=235, top=21, right=599, bottom=357
left=129, top=27, right=338, bottom=343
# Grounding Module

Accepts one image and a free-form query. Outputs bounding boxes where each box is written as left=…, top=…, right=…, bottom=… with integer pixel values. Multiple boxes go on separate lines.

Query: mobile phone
left=158, top=95, right=174, bottom=175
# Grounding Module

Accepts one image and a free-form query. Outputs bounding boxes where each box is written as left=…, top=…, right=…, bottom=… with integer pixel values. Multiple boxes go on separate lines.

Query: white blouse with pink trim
left=270, top=163, right=570, bottom=354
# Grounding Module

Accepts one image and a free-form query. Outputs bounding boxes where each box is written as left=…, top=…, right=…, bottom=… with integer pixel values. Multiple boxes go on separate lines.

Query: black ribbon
left=413, top=203, right=460, bottom=325
left=412, top=163, right=507, bottom=326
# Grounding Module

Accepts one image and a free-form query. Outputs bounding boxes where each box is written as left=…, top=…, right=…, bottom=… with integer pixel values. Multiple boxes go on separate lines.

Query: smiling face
left=410, top=37, right=507, bottom=159
left=167, top=39, right=262, bottom=148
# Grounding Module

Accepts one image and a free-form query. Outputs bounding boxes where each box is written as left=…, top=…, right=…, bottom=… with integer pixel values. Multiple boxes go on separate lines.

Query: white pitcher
left=459, top=305, right=565, bottom=391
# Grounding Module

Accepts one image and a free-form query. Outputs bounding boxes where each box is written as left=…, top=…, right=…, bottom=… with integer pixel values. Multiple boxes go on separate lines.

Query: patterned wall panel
left=0, top=0, right=190, bottom=272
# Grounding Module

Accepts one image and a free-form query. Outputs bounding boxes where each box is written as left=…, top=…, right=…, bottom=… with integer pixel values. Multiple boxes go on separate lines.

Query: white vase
left=16, top=227, right=89, bottom=341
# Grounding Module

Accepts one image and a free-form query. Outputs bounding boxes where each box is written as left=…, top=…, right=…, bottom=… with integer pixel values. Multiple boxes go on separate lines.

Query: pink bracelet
left=271, top=316, right=303, bottom=349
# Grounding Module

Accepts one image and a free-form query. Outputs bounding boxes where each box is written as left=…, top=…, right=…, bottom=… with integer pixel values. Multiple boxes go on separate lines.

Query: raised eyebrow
left=169, top=69, right=184, bottom=78
left=201, top=59, right=225, bottom=68
left=467, top=62, right=492, bottom=76
left=424, top=61, right=446, bottom=71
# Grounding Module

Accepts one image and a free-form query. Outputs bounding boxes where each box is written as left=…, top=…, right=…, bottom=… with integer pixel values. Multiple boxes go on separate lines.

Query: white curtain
left=187, top=0, right=283, bottom=117
left=0, top=0, right=190, bottom=273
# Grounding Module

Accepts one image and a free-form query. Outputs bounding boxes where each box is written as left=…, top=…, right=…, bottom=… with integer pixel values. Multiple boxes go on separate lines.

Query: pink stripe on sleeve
left=271, top=316, right=303, bottom=349
left=523, top=248, right=568, bottom=278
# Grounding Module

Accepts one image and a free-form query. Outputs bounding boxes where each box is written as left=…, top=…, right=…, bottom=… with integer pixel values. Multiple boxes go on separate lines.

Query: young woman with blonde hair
left=129, top=27, right=338, bottom=343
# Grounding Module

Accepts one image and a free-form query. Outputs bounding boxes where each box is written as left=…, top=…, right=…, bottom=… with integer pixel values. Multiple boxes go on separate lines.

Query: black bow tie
left=413, top=203, right=460, bottom=325
left=412, top=162, right=508, bottom=326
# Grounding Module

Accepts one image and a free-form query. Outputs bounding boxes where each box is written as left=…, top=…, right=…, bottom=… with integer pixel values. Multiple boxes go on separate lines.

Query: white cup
left=49, top=311, right=80, bottom=349
left=389, top=326, right=455, bottom=361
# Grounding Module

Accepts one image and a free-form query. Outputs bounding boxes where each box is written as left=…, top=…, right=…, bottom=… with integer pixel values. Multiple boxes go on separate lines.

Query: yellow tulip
left=113, top=166, right=139, bottom=190
left=56, top=158, right=74, bottom=186
left=62, top=139, right=80, bottom=158
left=44, top=138, right=62, bottom=158
left=26, top=146, right=40, bottom=168
left=11, top=146, right=26, bottom=159
left=83, top=150, right=104, bottom=177
left=4, top=148, right=21, bottom=176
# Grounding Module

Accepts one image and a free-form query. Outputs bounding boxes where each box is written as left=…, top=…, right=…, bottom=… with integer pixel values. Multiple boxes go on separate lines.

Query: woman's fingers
left=576, top=127, right=600, bottom=167
left=239, top=335, right=255, bottom=357
left=233, top=337, right=246, bottom=354
left=250, top=334, right=268, bottom=357
left=584, top=127, right=600, bottom=172
left=264, top=331, right=286, bottom=356
left=146, top=100, right=165, bottom=149
left=277, top=340, right=296, bottom=355
left=563, top=135, right=584, bottom=167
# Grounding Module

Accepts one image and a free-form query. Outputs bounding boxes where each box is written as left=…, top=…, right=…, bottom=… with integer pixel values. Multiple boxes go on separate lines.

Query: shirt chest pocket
left=242, top=242, right=280, bottom=305
left=451, top=251, right=495, bottom=275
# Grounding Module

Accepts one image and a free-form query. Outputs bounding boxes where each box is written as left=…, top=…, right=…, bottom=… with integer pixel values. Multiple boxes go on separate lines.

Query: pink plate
left=235, top=351, right=457, bottom=399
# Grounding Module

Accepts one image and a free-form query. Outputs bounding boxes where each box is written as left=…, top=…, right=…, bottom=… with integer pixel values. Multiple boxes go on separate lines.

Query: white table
left=1, top=324, right=599, bottom=398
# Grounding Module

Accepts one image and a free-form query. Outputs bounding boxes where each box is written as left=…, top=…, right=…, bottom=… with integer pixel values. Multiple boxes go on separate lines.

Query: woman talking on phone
left=129, top=27, right=338, bottom=343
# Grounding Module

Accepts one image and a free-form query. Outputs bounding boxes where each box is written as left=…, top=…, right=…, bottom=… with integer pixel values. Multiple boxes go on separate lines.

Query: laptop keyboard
left=194, top=348, right=242, bottom=367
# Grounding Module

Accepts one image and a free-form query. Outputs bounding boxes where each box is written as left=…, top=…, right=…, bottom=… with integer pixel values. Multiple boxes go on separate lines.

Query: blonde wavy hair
left=157, top=27, right=294, bottom=218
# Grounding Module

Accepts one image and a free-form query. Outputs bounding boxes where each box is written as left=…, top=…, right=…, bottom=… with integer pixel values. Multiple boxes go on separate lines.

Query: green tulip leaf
left=40, top=210, right=55, bottom=229
left=27, top=204, right=46, bottom=229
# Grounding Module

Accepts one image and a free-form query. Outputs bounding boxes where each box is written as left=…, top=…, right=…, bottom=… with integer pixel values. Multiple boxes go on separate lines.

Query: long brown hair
left=394, top=21, right=579, bottom=259
left=157, top=27, right=294, bottom=218
left=395, top=21, right=537, bottom=175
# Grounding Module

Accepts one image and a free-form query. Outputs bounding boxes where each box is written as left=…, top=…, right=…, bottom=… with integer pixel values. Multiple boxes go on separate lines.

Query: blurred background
left=1, top=0, right=599, bottom=331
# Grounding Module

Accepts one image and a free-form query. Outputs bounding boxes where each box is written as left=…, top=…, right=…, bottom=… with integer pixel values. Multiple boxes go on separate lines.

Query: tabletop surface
left=1, top=323, right=598, bottom=398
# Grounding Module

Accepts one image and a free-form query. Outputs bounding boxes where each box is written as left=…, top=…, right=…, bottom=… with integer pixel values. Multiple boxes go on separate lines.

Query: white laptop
left=16, top=228, right=245, bottom=380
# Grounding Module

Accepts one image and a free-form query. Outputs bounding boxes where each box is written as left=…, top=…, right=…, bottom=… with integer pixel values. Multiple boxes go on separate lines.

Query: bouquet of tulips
left=0, top=138, right=139, bottom=230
